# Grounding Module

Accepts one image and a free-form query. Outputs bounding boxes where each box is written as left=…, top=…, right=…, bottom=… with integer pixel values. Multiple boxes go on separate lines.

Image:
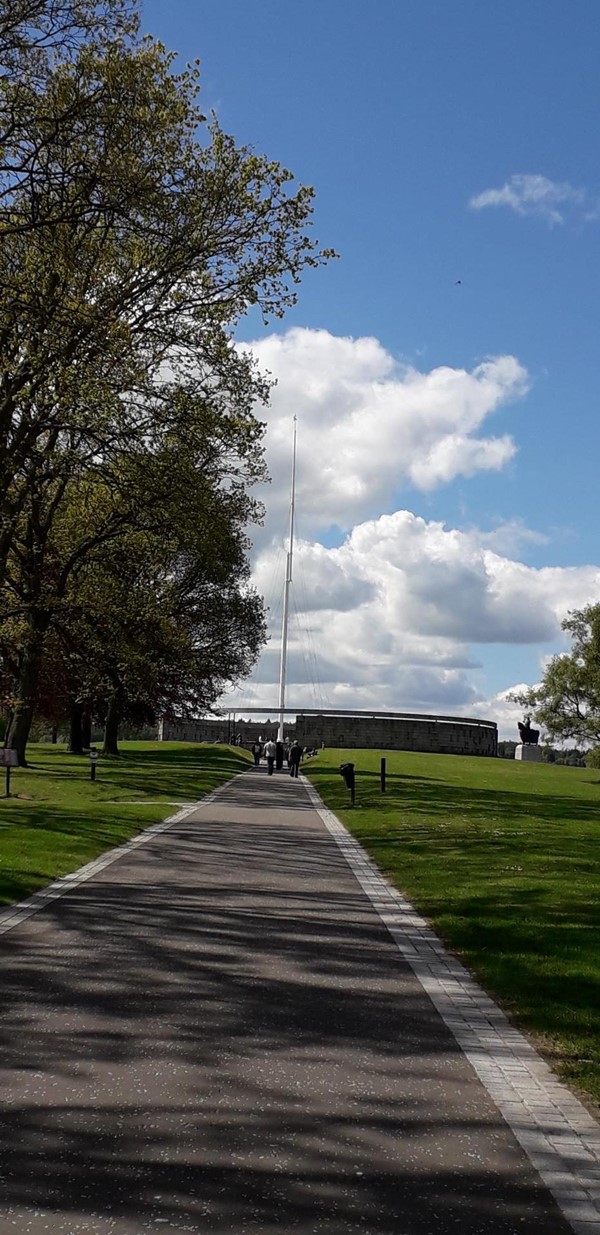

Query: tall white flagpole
left=277, top=416, right=297, bottom=742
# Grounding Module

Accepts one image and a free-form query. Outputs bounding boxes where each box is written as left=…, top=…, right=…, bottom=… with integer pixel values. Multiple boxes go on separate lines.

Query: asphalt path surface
left=0, top=766, right=573, bottom=1234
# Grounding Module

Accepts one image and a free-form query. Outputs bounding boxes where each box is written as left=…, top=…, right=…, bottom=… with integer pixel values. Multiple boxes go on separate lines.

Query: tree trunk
left=68, top=701, right=84, bottom=755
left=103, top=694, right=121, bottom=755
left=1, top=710, right=12, bottom=747
left=8, top=619, right=47, bottom=766
left=82, top=710, right=92, bottom=750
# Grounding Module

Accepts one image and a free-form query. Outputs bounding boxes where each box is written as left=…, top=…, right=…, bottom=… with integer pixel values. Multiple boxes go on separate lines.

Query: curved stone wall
left=160, top=712, right=497, bottom=757
left=295, top=713, right=497, bottom=757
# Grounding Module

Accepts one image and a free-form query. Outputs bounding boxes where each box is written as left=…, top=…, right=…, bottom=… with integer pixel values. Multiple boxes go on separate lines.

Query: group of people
left=251, top=737, right=303, bottom=777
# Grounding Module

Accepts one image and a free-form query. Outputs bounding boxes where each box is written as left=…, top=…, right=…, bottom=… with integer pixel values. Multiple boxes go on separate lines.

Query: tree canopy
left=0, top=0, right=334, bottom=761
left=513, top=603, right=600, bottom=747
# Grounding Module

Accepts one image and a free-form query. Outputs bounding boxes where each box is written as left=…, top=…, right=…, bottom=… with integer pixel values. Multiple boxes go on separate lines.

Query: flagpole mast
left=277, top=416, right=297, bottom=742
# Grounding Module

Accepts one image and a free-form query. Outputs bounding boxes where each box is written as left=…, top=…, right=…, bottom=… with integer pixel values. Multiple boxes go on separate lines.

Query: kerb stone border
left=303, top=776, right=600, bottom=1235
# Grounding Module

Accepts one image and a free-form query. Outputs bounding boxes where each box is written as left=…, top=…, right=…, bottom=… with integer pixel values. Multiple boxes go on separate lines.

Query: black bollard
left=380, top=757, right=386, bottom=793
left=339, top=762, right=356, bottom=806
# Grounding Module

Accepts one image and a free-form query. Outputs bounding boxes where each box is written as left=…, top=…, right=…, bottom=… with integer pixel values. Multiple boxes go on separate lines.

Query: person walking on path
left=263, top=737, right=276, bottom=775
left=251, top=741, right=261, bottom=766
left=289, top=739, right=302, bottom=777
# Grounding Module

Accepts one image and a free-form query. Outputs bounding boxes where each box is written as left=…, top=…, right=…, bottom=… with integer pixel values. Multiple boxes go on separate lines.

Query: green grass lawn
left=304, top=748, right=600, bottom=1110
left=0, top=741, right=251, bottom=906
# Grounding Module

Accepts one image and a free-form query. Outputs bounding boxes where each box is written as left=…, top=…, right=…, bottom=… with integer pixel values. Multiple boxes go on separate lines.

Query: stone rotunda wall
left=160, top=713, right=497, bottom=757
left=295, top=714, right=496, bottom=756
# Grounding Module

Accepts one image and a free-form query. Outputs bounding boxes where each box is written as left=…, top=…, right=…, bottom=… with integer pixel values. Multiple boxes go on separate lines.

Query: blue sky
left=141, top=1, right=600, bottom=735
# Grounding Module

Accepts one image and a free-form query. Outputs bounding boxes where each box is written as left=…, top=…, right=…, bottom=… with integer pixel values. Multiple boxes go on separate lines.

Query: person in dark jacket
left=275, top=740, right=284, bottom=771
left=289, top=740, right=302, bottom=778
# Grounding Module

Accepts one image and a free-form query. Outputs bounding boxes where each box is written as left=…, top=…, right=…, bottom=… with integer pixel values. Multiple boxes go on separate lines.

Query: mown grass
left=0, top=741, right=251, bottom=906
left=304, top=748, right=600, bottom=1109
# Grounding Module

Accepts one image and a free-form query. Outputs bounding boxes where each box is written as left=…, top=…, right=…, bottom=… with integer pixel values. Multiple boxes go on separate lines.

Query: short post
left=380, top=757, right=386, bottom=793
left=89, top=746, right=98, bottom=782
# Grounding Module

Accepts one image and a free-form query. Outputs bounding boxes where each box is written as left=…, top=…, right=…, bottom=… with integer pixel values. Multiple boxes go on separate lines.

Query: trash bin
left=339, top=762, right=356, bottom=803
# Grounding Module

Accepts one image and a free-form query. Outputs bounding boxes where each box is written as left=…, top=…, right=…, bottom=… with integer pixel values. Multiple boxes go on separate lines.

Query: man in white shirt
left=263, top=738, right=276, bottom=775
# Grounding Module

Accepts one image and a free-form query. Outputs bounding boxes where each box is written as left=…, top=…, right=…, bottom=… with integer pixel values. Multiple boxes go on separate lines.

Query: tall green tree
left=0, top=20, right=333, bottom=583
left=0, top=2, right=138, bottom=233
left=1, top=381, right=267, bottom=761
left=513, top=604, right=600, bottom=746
left=0, top=4, right=334, bottom=758
left=0, top=0, right=132, bottom=63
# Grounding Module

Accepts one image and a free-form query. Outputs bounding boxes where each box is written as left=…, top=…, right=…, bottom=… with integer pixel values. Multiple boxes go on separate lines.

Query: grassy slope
left=305, top=749, right=600, bottom=1108
left=0, top=741, right=251, bottom=906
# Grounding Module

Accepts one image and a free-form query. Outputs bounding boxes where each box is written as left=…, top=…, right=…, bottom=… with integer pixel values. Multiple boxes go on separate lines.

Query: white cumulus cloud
left=239, top=328, right=527, bottom=541
left=217, top=329, right=600, bottom=734
left=469, top=173, right=596, bottom=225
left=225, top=510, right=600, bottom=725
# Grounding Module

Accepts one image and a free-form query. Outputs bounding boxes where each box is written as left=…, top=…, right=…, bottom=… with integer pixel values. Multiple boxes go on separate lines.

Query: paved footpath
left=0, top=767, right=599, bottom=1235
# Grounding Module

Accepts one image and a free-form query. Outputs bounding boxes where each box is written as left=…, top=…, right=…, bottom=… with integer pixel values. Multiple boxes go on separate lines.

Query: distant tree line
left=0, top=0, right=333, bottom=764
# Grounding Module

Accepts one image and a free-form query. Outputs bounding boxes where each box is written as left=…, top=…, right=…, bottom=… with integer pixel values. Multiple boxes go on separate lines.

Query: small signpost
left=89, top=746, right=99, bottom=782
left=0, top=748, right=19, bottom=797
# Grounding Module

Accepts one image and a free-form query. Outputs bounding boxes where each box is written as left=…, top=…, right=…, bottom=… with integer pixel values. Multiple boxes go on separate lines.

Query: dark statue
left=518, top=717, right=540, bottom=746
